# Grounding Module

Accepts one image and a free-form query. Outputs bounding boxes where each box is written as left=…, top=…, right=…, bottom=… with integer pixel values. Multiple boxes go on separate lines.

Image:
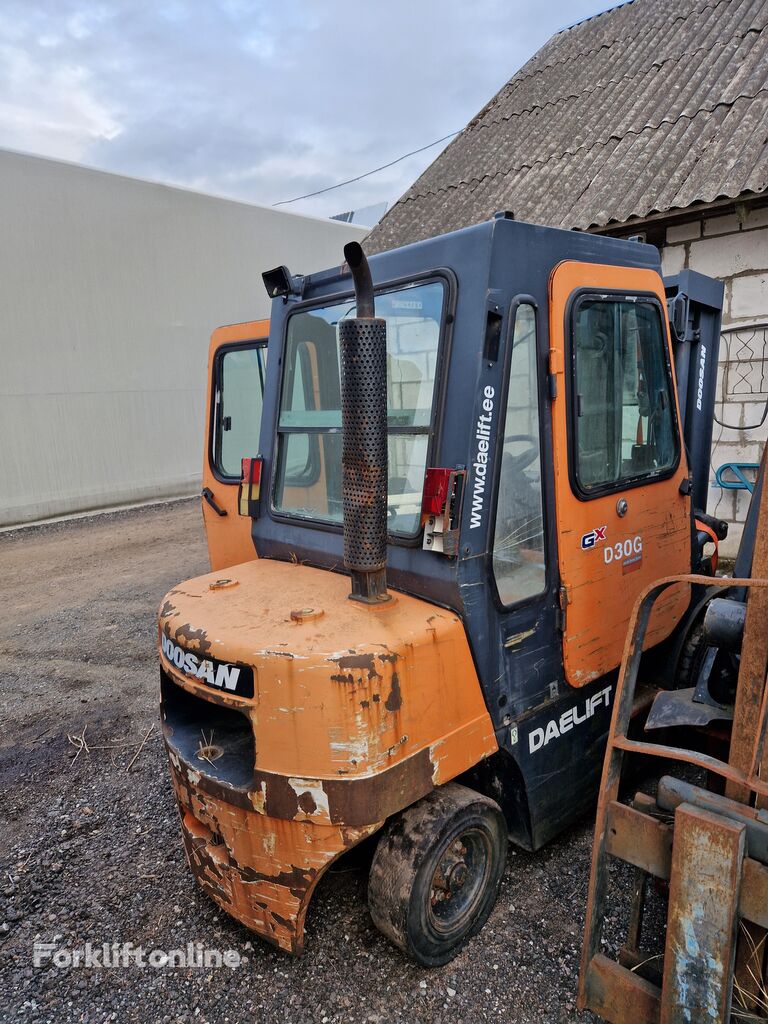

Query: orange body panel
left=549, top=262, right=691, bottom=686
left=168, top=757, right=379, bottom=953
left=159, top=559, right=497, bottom=951
left=160, top=560, right=496, bottom=781
left=201, top=319, right=269, bottom=571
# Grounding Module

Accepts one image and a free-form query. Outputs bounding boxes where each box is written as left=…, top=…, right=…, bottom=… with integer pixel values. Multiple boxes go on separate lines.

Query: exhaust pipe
left=339, top=242, right=390, bottom=604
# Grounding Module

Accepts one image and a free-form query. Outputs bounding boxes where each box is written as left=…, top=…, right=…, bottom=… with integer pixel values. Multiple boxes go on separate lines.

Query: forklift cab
left=160, top=215, right=722, bottom=963
left=250, top=216, right=693, bottom=836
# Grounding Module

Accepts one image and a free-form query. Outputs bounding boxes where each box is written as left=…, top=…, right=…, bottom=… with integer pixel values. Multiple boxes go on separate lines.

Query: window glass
left=282, top=344, right=313, bottom=480
left=214, top=345, right=266, bottom=477
left=573, top=298, right=677, bottom=491
left=275, top=433, right=429, bottom=534
left=274, top=280, right=444, bottom=535
left=492, top=305, right=546, bottom=605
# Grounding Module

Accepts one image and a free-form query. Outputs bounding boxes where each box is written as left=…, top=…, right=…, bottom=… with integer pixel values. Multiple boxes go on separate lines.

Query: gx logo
left=580, top=525, right=607, bottom=550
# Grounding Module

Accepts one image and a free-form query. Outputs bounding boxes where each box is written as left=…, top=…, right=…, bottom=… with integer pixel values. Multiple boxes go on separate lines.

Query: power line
left=272, top=129, right=460, bottom=207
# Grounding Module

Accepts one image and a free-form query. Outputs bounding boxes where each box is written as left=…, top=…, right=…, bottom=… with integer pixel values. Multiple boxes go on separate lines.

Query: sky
left=0, top=1, right=617, bottom=220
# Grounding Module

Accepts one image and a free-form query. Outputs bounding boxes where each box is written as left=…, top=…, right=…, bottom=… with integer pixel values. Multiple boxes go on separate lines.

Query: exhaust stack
left=339, top=242, right=390, bottom=604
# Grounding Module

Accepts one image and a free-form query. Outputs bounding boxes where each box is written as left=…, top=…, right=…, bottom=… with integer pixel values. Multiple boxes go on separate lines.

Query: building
left=0, top=148, right=366, bottom=527
left=331, top=201, right=389, bottom=227
left=366, top=0, right=767, bottom=554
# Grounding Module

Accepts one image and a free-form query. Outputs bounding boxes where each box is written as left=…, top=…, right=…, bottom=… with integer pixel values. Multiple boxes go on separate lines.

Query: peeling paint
left=289, top=778, right=331, bottom=823
left=170, top=763, right=380, bottom=954
left=174, top=622, right=212, bottom=655
left=250, top=780, right=267, bottom=814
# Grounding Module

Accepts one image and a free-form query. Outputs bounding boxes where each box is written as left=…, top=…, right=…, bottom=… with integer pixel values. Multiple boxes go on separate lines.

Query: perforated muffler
left=339, top=242, right=390, bottom=604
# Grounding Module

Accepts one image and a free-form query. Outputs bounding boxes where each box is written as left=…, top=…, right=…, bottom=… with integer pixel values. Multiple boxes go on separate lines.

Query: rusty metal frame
left=578, top=572, right=768, bottom=1022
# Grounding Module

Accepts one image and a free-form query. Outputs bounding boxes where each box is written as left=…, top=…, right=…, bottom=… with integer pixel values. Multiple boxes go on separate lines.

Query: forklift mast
left=664, top=269, right=725, bottom=517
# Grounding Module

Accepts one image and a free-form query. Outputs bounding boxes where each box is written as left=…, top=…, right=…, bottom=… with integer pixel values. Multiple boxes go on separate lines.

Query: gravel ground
left=0, top=500, right=622, bottom=1024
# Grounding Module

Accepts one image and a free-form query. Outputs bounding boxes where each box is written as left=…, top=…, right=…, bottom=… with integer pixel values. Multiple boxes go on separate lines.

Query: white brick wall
left=659, top=207, right=768, bottom=558
left=731, top=274, right=768, bottom=318
left=688, top=228, right=768, bottom=278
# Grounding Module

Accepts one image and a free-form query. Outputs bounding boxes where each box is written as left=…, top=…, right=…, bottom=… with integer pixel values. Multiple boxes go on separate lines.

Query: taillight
left=238, top=457, right=263, bottom=518
left=421, top=468, right=466, bottom=557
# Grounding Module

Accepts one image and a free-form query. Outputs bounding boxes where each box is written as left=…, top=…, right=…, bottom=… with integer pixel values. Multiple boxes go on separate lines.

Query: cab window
left=492, top=304, right=546, bottom=605
left=280, top=343, right=316, bottom=483
left=274, top=279, right=445, bottom=536
left=212, top=344, right=266, bottom=478
left=571, top=296, right=677, bottom=493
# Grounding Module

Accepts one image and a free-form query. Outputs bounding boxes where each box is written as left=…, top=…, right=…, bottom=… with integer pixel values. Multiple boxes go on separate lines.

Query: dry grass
left=195, top=728, right=223, bottom=765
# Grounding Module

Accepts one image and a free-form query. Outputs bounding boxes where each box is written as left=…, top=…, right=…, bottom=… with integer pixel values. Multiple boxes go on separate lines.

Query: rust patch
left=166, top=732, right=435, bottom=829
left=330, top=673, right=355, bottom=684
left=181, top=831, right=231, bottom=905
left=334, top=652, right=382, bottom=680
left=271, top=912, right=295, bottom=932
left=174, top=622, right=212, bottom=655
left=259, top=772, right=299, bottom=820
left=167, top=587, right=203, bottom=599
left=323, top=747, right=434, bottom=826
left=160, top=600, right=177, bottom=619
left=384, top=672, right=402, bottom=712
left=236, top=862, right=316, bottom=898
left=297, top=790, right=318, bottom=815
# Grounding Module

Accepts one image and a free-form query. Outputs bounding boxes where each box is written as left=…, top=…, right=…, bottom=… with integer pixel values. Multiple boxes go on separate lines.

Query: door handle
left=201, top=487, right=227, bottom=517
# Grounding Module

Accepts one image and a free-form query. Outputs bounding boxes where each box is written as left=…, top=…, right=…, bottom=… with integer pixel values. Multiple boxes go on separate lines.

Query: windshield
left=274, top=279, right=445, bottom=535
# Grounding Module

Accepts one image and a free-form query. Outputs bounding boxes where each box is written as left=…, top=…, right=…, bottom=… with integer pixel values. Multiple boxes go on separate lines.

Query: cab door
left=202, top=320, right=268, bottom=571
left=548, top=262, right=690, bottom=686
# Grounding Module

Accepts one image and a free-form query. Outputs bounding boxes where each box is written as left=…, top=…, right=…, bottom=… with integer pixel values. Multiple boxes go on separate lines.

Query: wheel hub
left=446, top=861, right=468, bottom=892
left=431, top=839, right=472, bottom=904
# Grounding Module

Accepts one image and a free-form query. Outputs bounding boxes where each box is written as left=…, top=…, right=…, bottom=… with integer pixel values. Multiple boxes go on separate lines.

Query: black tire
left=367, top=783, right=508, bottom=966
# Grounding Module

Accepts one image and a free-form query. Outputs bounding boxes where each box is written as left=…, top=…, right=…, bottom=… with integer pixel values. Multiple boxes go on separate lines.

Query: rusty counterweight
left=158, top=558, right=498, bottom=953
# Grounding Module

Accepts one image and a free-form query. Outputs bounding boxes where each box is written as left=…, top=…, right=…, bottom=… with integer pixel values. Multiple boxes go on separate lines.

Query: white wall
left=660, top=205, right=768, bottom=558
left=0, top=149, right=366, bottom=526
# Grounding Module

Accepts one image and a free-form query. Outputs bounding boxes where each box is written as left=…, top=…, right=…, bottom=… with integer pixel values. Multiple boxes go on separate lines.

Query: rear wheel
left=368, top=783, right=508, bottom=965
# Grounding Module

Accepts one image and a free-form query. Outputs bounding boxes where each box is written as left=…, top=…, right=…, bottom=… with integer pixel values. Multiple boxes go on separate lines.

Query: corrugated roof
left=366, top=0, right=768, bottom=253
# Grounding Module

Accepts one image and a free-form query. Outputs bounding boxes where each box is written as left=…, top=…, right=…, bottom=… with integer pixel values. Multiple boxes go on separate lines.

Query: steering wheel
left=502, top=434, right=539, bottom=474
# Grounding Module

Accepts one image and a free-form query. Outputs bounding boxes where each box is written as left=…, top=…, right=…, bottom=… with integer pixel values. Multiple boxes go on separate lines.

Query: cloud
left=0, top=38, right=120, bottom=161
left=0, top=0, right=613, bottom=216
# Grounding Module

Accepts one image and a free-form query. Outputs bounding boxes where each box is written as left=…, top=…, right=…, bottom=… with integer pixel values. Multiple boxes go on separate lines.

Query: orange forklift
left=159, top=215, right=726, bottom=964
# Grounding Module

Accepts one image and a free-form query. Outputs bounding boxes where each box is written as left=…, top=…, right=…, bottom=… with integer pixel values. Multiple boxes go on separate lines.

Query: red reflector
left=422, top=467, right=453, bottom=517
left=242, top=457, right=262, bottom=487
left=238, top=457, right=263, bottom=517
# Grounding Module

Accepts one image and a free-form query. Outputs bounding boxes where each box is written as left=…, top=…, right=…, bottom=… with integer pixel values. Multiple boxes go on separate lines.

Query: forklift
left=158, top=214, right=727, bottom=964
